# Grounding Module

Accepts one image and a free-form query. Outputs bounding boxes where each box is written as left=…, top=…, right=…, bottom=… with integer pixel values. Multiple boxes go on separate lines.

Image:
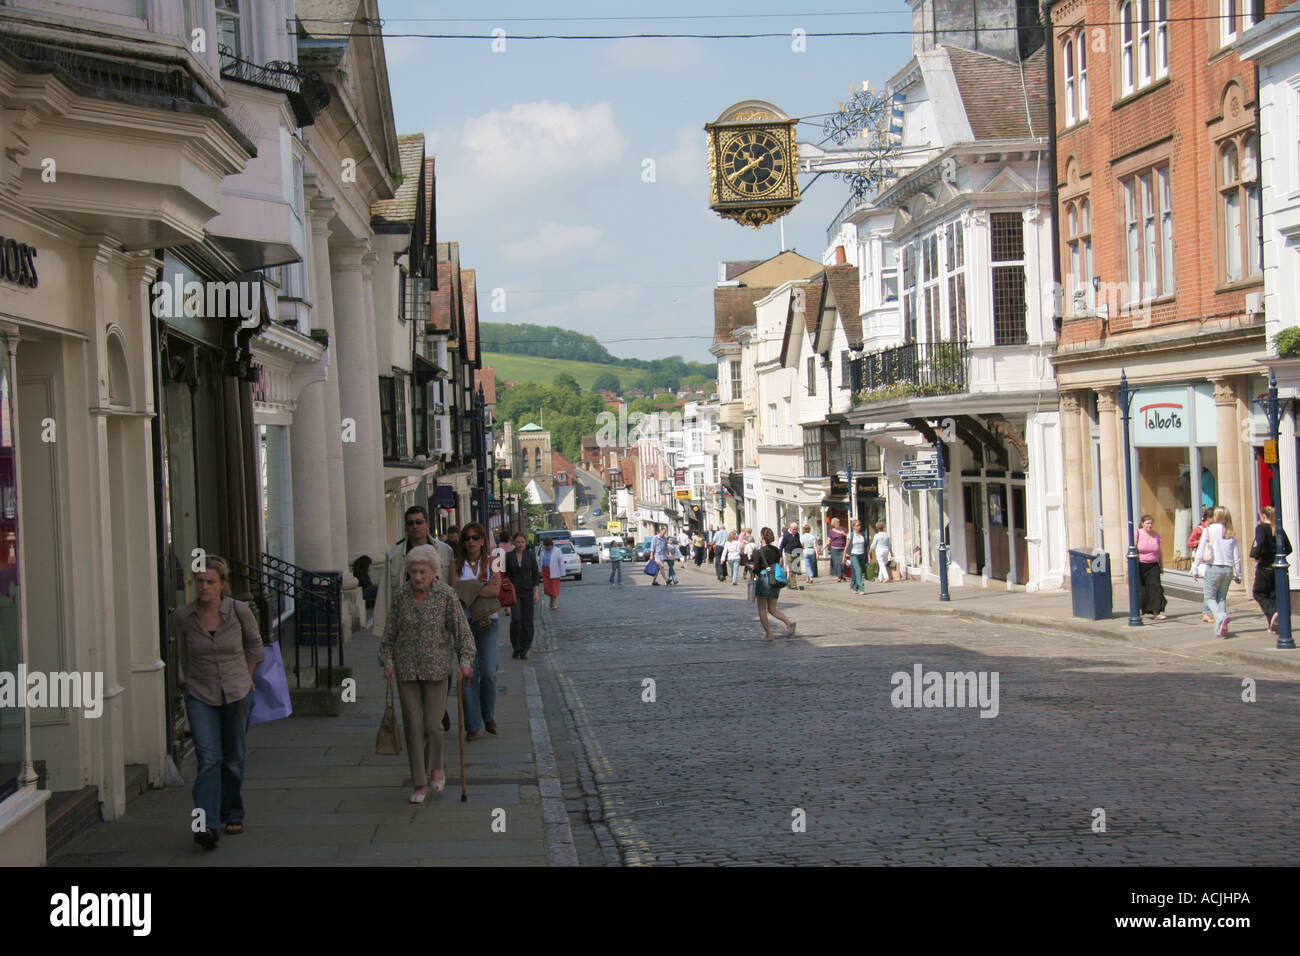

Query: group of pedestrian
left=1137, top=504, right=1291, bottom=639
left=649, top=526, right=681, bottom=585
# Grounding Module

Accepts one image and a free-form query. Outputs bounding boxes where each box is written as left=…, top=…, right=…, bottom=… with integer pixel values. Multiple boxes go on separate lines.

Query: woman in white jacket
left=1194, top=506, right=1242, bottom=638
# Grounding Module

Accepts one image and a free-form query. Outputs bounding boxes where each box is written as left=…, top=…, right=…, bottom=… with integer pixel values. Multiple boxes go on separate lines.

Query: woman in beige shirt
left=380, top=545, right=476, bottom=802
left=172, top=555, right=264, bottom=850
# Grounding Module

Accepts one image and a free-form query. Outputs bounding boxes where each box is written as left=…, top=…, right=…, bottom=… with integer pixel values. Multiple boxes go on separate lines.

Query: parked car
left=555, top=540, right=582, bottom=580
left=571, top=530, right=600, bottom=563
left=593, top=506, right=602, bottom=516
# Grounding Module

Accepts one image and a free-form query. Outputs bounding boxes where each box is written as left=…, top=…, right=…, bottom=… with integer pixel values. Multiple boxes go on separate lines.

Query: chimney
left=834, top=245, right=847, bottom=264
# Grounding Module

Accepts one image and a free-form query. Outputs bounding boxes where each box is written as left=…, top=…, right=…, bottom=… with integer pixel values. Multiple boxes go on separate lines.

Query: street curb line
left=523, top=663, right=578, bottom=866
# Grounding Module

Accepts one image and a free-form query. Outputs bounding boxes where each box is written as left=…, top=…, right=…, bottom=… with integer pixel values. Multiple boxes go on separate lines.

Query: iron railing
left=218, top=46, right=328, bottom=126
left=229, top=553, right=343, bottom=690
left=847, top=340, right=969, bottom=399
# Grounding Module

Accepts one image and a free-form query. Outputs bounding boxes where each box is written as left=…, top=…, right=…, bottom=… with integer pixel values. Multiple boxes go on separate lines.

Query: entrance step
left=44, top=785, right=100, bottom=857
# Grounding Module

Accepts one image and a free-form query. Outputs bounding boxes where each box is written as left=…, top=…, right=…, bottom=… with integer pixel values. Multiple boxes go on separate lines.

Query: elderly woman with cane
left=379, top=544, right=475, bottom=803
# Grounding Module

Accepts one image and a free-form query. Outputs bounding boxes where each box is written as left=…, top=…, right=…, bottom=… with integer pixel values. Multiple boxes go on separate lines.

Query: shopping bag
left=644, top=559, right=659, bottom=577
left=773, top=561, right=788, bottom=585
left=746, top=581, right=756, bottom=603
left=248, top=641, right=293, bottom=725
left=375, top=680, right=402, bottom=755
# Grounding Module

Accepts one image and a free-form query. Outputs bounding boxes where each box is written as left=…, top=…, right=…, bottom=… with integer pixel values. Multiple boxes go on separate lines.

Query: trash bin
left=1068, top=549, right=1112, bottom=620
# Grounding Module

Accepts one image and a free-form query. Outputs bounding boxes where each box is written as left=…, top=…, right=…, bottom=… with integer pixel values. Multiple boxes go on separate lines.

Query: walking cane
left=457, top=673, right=468, bottom=802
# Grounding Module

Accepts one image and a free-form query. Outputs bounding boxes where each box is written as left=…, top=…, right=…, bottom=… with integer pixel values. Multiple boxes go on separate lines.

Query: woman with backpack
left=749, top=527, right=796, bottom=641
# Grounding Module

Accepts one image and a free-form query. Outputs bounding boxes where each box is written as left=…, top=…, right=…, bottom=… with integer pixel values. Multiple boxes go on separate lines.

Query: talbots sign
left=1133, top=386, right=1190, bottom=446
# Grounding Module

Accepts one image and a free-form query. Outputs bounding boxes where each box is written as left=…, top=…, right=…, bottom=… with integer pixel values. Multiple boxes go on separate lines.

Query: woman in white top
left=723, top=531, right=743, bottom=585
left=457, top=522, right=502, bottom=741
left=742, top=533, right=757, bottom=581
left=869, top=521, right=893, bottom=584
left=847, top=519, right=869, bottom=594
left=1194, top=505, right=1242, bottom=638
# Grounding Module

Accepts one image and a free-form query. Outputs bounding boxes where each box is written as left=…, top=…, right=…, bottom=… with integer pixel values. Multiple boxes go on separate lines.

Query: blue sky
left=380, top=2, right=915, bottom=363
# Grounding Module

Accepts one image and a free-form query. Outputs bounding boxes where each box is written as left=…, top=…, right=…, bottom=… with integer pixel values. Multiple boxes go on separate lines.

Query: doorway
left=963, top=482, right=985, bottom=575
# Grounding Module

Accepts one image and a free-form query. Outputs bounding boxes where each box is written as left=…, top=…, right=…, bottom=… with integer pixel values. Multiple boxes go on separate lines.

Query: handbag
left=453, top=565, right=501, bottom=630
left=746, top=580, right=756, bottom=603
left=498, top=576, right=517, bottom=609
left=773, top=560, right=788, bottom=585
left=375, top=680, right=402, bottom=755
left=644, top=559, right=658, bottom=577
left=249, top=640, right=293, bottom=725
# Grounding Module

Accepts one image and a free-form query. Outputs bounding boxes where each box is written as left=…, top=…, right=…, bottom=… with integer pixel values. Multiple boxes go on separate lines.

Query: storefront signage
left=858, top=477, right=879, bottom=498
left=0, top=236, right=38, bottom=288
left=1133, top=386, right=1190, bottom=446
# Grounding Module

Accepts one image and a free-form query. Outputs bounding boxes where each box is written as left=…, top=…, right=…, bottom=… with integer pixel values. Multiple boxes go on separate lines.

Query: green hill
left=481, top=352, right=633, bottom=392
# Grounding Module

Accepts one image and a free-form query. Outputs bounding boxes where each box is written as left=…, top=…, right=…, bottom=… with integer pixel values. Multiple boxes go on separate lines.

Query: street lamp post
left=934, top=437, right=950, bottom=602
left=1117, top=371, right=1143, bottom=627
left=1254, top=371, right=1295, bottom=650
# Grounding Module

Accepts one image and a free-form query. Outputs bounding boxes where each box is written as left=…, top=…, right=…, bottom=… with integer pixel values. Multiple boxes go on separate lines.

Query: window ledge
left=1113, top=74, right=1171, bottom=110
left=1059, top=117, right=1091, bottom=136
left=1214, top=277, right=1264, bottom=295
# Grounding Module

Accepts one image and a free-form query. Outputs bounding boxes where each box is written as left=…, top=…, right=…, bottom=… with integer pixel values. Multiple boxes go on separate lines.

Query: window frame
left=1119, top=0, right=1167, bottom=97
left=990, top=212, right=1029, bottom=346
left=1217, top=133, right=1262, bottom=284
left=1119, top=163, right=1174, bottom=302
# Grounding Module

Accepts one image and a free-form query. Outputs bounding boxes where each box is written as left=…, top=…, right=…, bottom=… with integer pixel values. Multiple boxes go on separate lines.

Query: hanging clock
left=705, top=101, right=801, bottom=229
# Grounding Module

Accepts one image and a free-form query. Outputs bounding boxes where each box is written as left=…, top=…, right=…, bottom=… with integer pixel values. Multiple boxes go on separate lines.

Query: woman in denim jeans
left=1194, top=506, right=1242, bottom=638
left=847, top=519, right=869, bottom=593
left=724, top=530, right=743, bottom=585
left=173, top=555, right=264, bottom=850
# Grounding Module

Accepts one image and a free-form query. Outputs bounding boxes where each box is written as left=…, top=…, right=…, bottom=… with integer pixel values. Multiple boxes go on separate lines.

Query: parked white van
left=597, top=536, right=621, bottom=562
left=570, top=529, right=600, bottom=564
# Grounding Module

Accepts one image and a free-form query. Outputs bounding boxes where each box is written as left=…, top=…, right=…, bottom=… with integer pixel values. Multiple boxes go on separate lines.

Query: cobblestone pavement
left=537, top=568, right=1300, bottom=866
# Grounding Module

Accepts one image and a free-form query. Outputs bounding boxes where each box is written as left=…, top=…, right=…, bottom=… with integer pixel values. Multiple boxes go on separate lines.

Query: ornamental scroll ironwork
left=821, top=86, right=904, bottom=203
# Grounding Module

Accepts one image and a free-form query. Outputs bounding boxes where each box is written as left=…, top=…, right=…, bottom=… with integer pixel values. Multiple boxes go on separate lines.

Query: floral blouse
left=379, top=581, right=476, bottom=681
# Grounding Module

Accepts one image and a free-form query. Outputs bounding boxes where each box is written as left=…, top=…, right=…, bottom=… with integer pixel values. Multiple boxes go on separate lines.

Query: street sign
left=607, top=520, right=622, bottom=532
left=1265, top=439, right=1278, bottom=464
left=674, top=488, right=691, bottom=500
left=898, top=471, right=939, bottom=482
left=901, top=478, right=945, bottom=491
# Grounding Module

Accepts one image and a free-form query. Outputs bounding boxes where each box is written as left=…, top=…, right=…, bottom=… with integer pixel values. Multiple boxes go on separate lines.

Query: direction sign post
left=896, top=449, right=949, bottom=600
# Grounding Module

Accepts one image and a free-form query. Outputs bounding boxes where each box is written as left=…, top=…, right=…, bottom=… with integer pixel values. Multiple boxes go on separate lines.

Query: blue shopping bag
left=249, top=641, right=293, bottom=725
left=644, top=559, right=658, bottom=577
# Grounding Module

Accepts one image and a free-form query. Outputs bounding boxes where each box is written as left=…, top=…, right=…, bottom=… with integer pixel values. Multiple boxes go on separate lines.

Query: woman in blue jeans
left=1194, top=506, right=1242, bottom=638
left=848, top=519, right=869, bottom=593
left=173, top=555, right=264, bottom=850
left=456, top=523, right=502, bottom=741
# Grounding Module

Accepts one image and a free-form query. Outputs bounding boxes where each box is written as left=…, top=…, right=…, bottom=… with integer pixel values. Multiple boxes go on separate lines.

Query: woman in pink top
left=1137, top=514, right=1167, bottom=620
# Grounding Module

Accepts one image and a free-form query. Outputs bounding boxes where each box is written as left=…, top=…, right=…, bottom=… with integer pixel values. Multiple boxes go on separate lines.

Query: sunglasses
left=464, top=533, right=482, bottom=541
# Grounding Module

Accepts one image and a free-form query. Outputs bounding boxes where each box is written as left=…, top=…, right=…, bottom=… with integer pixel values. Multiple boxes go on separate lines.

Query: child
left=608, top=540, right=627, bottom=586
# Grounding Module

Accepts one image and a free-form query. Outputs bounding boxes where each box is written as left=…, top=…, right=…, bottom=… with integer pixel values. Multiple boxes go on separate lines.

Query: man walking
left=651, top=526, right=671, bottom=586
left=609, top=539, right=627, bottom=586
left=373, top=505, right=455, bottom=635
left=712, top=524, right=730, bottom=581
left=779, top=521, right=802, bottom=589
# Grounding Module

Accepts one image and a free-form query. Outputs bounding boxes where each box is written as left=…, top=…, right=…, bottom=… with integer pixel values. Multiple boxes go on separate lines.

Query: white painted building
left=1240, top=6, right=1300, bottom=590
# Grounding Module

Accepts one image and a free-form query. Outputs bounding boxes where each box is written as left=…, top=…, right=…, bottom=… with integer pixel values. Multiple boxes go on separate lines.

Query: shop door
left=963, top=482, right=985, bottom=575
left=987, top=482, right=1010, bottom=580
left=1012, top=485, right=1028, bottom=584
left=161, top=376, right=199, bottom=764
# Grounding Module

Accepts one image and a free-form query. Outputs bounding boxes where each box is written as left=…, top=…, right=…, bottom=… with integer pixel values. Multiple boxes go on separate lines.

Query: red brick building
left=1049, top=0, right=1280, bottom=596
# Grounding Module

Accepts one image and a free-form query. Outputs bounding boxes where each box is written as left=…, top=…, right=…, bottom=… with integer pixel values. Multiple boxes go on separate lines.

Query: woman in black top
left=505, top=532, right=541, bottom=659
left=749, top=527, right=797, bottom=641
left=1251, top=506, right=1291, bottom=633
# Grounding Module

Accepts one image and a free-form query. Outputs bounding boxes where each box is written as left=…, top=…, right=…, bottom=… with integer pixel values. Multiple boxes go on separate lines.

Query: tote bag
left=644, top=559, right=659, bottom=577
left=249, top=640, right=293, bottom=725
left=375, top=679, right=402, bottom=755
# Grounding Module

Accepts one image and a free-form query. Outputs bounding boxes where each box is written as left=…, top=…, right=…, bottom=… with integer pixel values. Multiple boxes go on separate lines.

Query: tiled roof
left=370, top=133, right=424, bottom=225
left=713, top=286, right=769, bottom=344
left=823, top=263, right=861, bottom=346
left=722, top=259, right=764, bottom=280
left=461, top=268, right=478, bottom=362
left=551, top=449, right=578, bottom=478
left=429, top=260, right=453, bottom=331
left=423, top=157, right=436, bottom=254
left=946, top=45, right=1048, bottom=141
left=475, top=367, right=496, bottom=406
left=519, top=422, right=543, bottom=432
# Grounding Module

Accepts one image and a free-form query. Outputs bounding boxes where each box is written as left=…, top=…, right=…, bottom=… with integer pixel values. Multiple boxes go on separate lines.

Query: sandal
left=430, top=773, right=446, bottom=792
left=222, top=822, right=244, bottom=835
left=410, top=788, right=428, bottom=804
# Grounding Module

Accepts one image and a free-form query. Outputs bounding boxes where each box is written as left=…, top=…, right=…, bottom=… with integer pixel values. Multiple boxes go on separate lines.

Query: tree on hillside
left=553, top=372, right=582, bottom=395
left=592, top=371, right=620, bottom=393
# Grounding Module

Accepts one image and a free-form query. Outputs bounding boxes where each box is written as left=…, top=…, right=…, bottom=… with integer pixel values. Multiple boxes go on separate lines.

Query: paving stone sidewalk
left=683, top=558, right=1300, bottom=680
left=49, top=627, right=577, bottom=867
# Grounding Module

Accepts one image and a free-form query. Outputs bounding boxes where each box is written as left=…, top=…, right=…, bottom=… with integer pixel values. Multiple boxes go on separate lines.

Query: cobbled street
left=535, top=569, right=1300, bottom=866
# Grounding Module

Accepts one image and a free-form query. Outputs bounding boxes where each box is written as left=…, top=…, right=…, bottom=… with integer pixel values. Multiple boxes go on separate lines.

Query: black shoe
left=442, top=712, right=451, bottom=732
left=652, top=582, right=660, bottom=586
left=511, top=650, right=519, bottom=659
left=519, top=651, right=528, bottom=660
left=194, top=828, right=218, bottom=851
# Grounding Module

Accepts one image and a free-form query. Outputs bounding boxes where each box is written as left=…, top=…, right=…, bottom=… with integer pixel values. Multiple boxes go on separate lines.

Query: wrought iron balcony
left=846, top=340, right=969, bottom=404
left=218, top=46, right=328, bottom=126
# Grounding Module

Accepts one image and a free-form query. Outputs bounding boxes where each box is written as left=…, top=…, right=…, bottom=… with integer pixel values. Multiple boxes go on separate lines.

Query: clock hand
left=727, top=154, right=763, bottom=184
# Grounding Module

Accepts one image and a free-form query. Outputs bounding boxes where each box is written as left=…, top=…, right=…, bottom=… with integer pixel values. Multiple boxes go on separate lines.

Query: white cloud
left=429, top=101, right=625, bottom=196
left=656, top=127, right=709, bottom=190
left=500, top=222, right=615, bottom=266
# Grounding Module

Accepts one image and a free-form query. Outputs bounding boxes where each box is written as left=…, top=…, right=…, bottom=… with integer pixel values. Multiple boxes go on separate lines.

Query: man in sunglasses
left=372, top=505, right=456, bottom=637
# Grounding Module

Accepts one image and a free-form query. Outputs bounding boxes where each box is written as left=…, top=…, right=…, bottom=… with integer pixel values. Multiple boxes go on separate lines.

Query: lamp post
left=1254, top=371, right=1295, bottom=649
left=1117, top=371, right=1143, bottom=627
left=934, top=437, right=950, bottom=602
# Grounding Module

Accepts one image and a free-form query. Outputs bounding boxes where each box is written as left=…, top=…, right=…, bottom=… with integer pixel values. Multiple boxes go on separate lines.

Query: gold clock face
left=720, top=129, right=788, bottom=198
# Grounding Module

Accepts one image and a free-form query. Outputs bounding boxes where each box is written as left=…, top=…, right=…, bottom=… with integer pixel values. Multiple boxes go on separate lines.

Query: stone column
left=1060, top=391, right=1087, bottom=552
left=330, top=238, right=381, bottom=566
left=291, top=192, right=340, bottom=572
left=361, top=248, right=388, bottom=559
left=1213, top=377, right=1247, bottom=594
left=1097, top=389, right=1125, bottom=575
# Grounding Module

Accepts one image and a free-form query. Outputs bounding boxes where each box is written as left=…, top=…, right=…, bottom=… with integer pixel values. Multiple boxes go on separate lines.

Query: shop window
left=991, top=212, right=1028, bottom=345
left=0, top=334, right=19, bottom=803
left=1122, top=165, right=1173, bottom=302
left=1219, top=135, right=1261, bottom=283
left=1120, top=0, right=1168, bottom=96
